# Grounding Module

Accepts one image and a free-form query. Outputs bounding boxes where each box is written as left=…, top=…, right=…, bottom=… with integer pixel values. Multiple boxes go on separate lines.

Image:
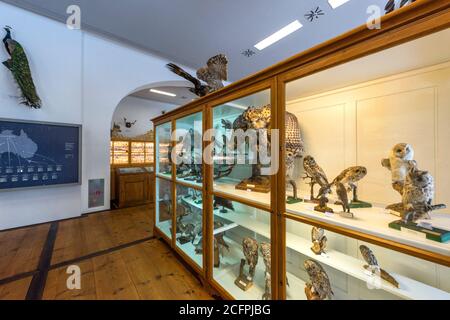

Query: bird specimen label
left=389, top=220, right=450, bottom=243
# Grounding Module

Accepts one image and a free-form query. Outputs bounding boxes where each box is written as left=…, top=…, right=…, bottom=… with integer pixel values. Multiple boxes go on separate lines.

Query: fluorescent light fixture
left=226, top=102, right=247, bottom=110
left=254, top=20, right=303, bottom=51
left=328, top=0, right=351, bottom=9
left=150, top=88, right=176, bottom=97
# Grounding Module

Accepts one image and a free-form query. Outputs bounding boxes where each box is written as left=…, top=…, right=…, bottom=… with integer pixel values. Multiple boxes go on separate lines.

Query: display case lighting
left=254, top=20, right=303, bottom=51
left=150, top=89, right=176, bottom=97
left=328, top=0, right=351, bottom=9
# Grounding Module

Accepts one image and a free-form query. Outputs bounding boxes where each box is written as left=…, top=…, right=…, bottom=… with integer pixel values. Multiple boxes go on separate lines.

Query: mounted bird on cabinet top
left=166, top=54, right=228, bottom=97
left=2, top=26, right=41, bottom=109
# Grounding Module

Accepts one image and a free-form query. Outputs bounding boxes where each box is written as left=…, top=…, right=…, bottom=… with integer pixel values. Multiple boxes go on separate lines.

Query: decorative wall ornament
left=241, top=49, right=256, bottom=58
left=2, top=26, right=41, bottom=108
left=123, top=117, right=137, bottom=128
left=305, top=7, right=325, bottom=22
left=166, top=54, right=228, bottom=97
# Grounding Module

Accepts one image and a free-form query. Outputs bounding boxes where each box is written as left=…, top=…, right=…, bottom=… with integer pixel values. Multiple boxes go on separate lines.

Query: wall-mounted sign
left=0, top=118, right=81, bottom=191
left=88, top=179, right=104, bottom=208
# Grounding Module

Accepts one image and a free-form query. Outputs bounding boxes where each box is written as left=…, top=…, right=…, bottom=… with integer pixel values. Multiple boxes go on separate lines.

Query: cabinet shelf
left=287, top=201, right=450, bottom=257
left=214, top=208, right=450, bottom=300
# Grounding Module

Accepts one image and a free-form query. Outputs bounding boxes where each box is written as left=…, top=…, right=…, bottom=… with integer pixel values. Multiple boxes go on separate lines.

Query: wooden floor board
left=0, top=205, right=212, bottom=300
left=0, top=277, right=32, bottom=300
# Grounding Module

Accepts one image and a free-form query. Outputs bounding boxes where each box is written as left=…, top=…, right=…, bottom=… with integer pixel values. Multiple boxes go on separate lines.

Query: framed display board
left=0, top=118, right=82, bottom=191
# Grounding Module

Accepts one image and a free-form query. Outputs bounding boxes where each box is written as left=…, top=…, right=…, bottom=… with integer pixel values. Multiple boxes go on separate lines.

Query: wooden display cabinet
left=115, top=167, right=153, bottom=208
left=152, top=1, right=450, bottom=300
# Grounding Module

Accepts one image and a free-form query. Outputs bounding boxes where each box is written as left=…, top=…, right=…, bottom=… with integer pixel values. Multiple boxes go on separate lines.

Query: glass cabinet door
left=212, top=199, right=272, bottom=300
left=175, top=184, right=203, bottom=268
left=155, top=177, right=173, bottom=239
left=175, top=112, right=203, bottom=188
left=284, top=218, right=450, bottom=300
left=212, top=89, right=272, bottom=207
left=156, top=122, right=172, bottom=177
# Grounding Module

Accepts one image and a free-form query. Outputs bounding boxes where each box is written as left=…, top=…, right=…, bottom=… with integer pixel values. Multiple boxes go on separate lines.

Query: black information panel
left=0, top=119, right=81, bottom=190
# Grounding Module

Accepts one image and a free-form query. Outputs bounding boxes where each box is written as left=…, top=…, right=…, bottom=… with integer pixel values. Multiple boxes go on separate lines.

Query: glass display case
left=212, top=89, right=272, bottom=207
left=110, top=141, right=129, bottom=165
left=130, top=142, right=145, bottom=164
left=212, top=199, right=271, bottom=300
left=175, top=184, right=204, bottom=268
left=155, top=177, right=173, bottom=239
left=145, top=142, right=154, bottom=164
left=156, top=122, right=172, bottom=177
left=175, top=112, right=203, bottom=188
left=281, top=28, right=450, bottom=300
left=151, top=4, right=450, bottom=300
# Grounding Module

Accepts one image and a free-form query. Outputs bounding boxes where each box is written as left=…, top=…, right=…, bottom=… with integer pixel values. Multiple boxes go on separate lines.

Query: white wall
left=112, top=96, right=176, bottom=138
left=0, top=2, right=195, bottom=229
left=287, top=62, right=450, bottom=208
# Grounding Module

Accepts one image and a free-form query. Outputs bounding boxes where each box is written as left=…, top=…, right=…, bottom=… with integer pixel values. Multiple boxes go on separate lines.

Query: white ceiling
left=3, top=0, right=390, bottom=81
left=132, top=85, right=198, bottom=105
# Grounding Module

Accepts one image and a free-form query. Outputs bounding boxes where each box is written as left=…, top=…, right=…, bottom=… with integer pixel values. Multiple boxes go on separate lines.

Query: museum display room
left=152, top=2, right=450, bottom=300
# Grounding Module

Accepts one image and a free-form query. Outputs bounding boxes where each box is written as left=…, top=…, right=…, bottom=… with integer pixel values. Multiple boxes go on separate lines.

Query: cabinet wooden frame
left=151, top=1, right=450, bottom=300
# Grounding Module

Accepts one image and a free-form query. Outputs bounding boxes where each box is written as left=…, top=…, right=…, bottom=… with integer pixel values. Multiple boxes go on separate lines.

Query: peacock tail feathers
left=3, top=41, right=41, bottom=108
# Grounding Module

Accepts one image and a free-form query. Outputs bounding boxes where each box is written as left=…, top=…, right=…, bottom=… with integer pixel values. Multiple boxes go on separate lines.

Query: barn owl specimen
left=382, top=143, right=416, bottom=195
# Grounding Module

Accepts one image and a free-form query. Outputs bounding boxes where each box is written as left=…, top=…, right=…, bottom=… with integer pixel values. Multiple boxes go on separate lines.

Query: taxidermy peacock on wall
left=2, top=26, right=41, bottom=109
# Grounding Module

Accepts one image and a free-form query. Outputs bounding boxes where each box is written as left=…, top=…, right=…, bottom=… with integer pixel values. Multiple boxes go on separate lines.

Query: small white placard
left=325, top=211, right=334, bottom=217
left=400, top=227, right=427, bottom=239
left=192, top=236, right=201, bottom=245
left=321, top=252, right=329, bottom=258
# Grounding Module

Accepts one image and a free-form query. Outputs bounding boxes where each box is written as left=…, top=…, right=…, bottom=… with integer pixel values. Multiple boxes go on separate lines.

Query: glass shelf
left=212, top=89, right=272, bottom=207
left=285, top=218, right=450, bottom=300
left=212, top=199, right=271, bottom=300
left=155, top=177, right=173, bottom=239
left=175, top=112, right=203, bottom=187
left=175, top=184, right=204, bottom=269
left=156, top=122, right=172, bottom=176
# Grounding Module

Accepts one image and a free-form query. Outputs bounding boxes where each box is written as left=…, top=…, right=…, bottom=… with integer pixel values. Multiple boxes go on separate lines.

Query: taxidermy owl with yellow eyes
left=382, top=143, right=416, bottom=195
left=196, top=54, right=228, bottom=92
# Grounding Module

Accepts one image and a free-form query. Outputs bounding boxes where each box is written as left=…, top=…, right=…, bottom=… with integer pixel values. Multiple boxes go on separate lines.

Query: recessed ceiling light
left=328, top=0, right=351, bottom=9
left=150, top=89, right=176, bottom=97
left=254, top=20, right=303, bottom=51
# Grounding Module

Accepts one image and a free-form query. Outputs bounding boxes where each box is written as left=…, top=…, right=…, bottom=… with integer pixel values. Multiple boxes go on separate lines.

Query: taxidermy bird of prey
left=213, top=196, right=235, bottom=211
left=166, top=54, right=228, bottom=97
left=242, top=237, right=259, bottom=272
left=336, top=182, right=351, bottom=213
left=359, top=245, right=399, bottom=288
left=304, top=259, right=333, bottom=300
left=332, top=166, right=367, bottom=190
left=385, top=0, right=416, bottom=14
left=303, top=155, right=330, bottom=198
left=2, top=26, right=41, bottom=108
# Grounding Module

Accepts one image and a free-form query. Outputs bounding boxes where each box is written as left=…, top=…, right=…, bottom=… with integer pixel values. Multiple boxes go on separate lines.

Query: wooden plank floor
left=51, top=205, right=154, bottom=265
left=0, top=205, right=212, bottom=300
left=0, top=224, right=49, bottom=280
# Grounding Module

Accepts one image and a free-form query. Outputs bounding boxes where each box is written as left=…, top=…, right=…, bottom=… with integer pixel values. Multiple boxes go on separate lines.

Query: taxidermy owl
left=359, top=245, right=399, bottom=288
left=242, top=237, right=259, bottom=271
left=382, top=143, right=416, bottom=195
left=311, top=227, right=327, bottom=255
left=304, top=259, right=333, bottom=300
left=303, top=155, right=331, bottom=199
left=196, top=54, right=228, bottom=91
left=402, top=166, right=445, bottom=222
left=336, top=182, right=351, bottom=214
left=2, top=26, right=41, bottom=108
left=332, top=166, right=367, bottom=192
left=166, top=54, right=228, bottom=97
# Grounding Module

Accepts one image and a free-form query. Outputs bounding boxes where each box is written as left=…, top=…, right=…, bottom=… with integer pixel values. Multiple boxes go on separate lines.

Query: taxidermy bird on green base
left=2, top=26, right=41, bottom=109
